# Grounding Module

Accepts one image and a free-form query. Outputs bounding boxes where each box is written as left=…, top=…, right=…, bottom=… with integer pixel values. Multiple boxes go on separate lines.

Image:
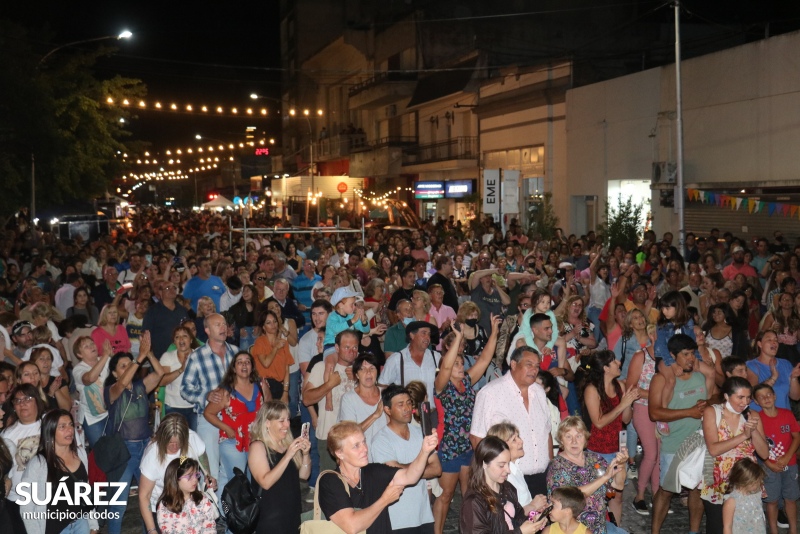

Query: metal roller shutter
left=685, top=201, right=800, bottom=242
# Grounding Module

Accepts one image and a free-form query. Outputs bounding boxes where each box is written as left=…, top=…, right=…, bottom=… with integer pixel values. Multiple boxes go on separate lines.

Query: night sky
left=2, top=2, right=282, bottom=157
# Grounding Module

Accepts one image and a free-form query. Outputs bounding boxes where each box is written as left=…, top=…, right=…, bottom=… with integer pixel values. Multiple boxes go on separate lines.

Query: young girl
left=156, top=457, right=217, bottom=534
left=722, top=458, right=766, bottom=534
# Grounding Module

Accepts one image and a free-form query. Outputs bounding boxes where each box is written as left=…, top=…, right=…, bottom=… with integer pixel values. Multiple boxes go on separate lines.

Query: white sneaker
left=627, top=465, right=638, bottom=480
left=305, top=487, right=315, bottom=503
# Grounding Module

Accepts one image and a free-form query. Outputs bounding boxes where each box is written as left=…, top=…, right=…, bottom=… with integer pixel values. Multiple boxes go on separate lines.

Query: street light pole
left=33, top=30, right=132, bottom=222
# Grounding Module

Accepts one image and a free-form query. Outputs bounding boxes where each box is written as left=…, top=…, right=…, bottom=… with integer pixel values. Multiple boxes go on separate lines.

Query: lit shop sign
left=254, top=148, right=270, bottom=156
left=414, top=181, right=445, bottom=199
left=445, top=180, right=475, bottom=198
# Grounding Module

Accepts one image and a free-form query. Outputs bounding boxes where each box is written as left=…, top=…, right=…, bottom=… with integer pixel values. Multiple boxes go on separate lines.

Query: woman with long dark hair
left=702, top=303, right=742, bottom=359
left=66, top=286, right=98, bottom=325
left=103, top=332, right=165, bottom=534
left=580, top=350, right=638, bottom=523
left=700, top=377, right=769, bottom=534
left=460, top=436, right=547, bottom=534
left=21, top=409, right=99, bottom=534
left=761, top=292, right=800, bottom=365
left=204, top=350, right=264, bottom=498
left=229, top=283, right=259, bottom=350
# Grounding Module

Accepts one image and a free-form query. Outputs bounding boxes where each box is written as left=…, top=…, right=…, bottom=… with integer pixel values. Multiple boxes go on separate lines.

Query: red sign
left=337, top=182, right=348, bottom=193
left=254, top=148, right=270, bottom=156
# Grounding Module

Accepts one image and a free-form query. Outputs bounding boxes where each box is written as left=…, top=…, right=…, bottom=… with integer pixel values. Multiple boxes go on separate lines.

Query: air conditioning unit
left=385, top=104, right=397, bottom=118
left=652, top=162, right=677, bottom=183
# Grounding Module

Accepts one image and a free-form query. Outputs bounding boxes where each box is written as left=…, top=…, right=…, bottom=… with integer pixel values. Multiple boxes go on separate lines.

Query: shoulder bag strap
left=314, top=470, right=352, bottom=521
left=400, top=352, right=405, bottom=387
left=620, top=336, right=628, bottom=368
left=101, top=386, right=134, bottom=437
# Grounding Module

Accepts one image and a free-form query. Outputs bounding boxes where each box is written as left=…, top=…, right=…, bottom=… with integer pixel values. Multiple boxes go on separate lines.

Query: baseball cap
left=331, top=287, right=361, bottom=307
left=12, top=321, right=33, bottom=337
left=731, top=246, right=744, bottom=254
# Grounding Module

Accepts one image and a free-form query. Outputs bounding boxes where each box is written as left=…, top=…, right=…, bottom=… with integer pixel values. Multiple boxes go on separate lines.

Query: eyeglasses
left=520, top=303, right=531, bottom=308
left=256, top=277, right=266, bottom=281
left=163, top=285, right=177, bottom=291
left=179, top=472, right=202, bottom=481
left=13, top=396, right=34, bottom=405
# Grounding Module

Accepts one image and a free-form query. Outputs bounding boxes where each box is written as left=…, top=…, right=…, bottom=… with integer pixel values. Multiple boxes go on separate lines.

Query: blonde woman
left=91, top=303, right=131, bottom=354
left=248, top=400, right=311, bottom=533
left=411, top=289, right=438, bottom=327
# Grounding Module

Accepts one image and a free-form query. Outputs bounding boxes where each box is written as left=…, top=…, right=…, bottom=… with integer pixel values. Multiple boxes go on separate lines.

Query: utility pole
left=674, top=1, right=686, bottom=251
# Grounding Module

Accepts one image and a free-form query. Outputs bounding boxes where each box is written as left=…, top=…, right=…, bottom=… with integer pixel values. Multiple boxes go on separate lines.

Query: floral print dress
left=220, top=384, right=262, bottom=451
left=156, top=495, right=217, bottom=534
left=546, top=452, right=609, bottom=534
left=435, top=376, right=475, bottom=461
left=701, top=406, right=756, bottom=504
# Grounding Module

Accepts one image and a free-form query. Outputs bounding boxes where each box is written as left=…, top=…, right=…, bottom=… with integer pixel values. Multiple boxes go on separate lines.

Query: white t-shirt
left=160, top=350, right=194, bottom=408
left=305, top=362, right=355, bottom=440
left=2, top=420, right=41, bottom=501
left=297, top=329, right=319, bottom=367
left=508, top=460, right=533, bottom=506
left=72, top=359, right=109, bottom=426
left=371, top=425, right=434, bottom=529
left=140, top=430, right=206, bottom=511
left=22, top=344, right=63, bottom=377
left=337, top=390, right=387, bottom=459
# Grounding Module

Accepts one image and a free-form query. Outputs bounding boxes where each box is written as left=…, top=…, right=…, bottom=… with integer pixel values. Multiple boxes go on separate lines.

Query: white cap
left=331, top=287, right=361, bottom=307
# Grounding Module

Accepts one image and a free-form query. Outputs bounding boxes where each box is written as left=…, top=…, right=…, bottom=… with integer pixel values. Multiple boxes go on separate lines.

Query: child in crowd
left=321, top=287, right=369, bottom=410
left=323, top=287, right=369, bottom=352
left=721, top=356, right=747, bottom=379
left=544, top=486, right=588, bottom=534
left=722, top=458, right=767, bottom=534
left=156, top=457, right=217, bottom=534
left=753, top=383, right=800, bottom=534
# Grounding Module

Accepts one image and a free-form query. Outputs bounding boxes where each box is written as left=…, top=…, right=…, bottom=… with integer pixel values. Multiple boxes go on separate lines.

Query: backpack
left=221, top=467, right=261, bottom=534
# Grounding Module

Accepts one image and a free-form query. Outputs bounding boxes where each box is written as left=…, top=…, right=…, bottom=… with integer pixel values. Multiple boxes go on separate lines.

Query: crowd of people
left=1, top=206, right=800, bottom=534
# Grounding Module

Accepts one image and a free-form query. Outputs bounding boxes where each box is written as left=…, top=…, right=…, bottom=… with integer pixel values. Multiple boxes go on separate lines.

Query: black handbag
left=221, top=466, right=261, bottom=534
left=93, top=391, right=134, bottom=482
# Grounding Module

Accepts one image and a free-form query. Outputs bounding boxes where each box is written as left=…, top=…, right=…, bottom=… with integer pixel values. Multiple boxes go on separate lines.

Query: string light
left=118, top=136, right=272, bottom=165
left=105, top=96, right=272, bottom=118
left=354, top=187, right=413, bottom=203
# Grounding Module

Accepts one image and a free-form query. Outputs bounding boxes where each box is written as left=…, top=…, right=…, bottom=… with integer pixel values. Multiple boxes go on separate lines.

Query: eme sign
left=254, top=148, right=270, bottom=156
left=483, top=170, right=499, bottom=213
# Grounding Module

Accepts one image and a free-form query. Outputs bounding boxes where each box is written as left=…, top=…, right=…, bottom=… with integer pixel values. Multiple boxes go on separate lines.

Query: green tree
left=599, top=194, right=645, bottom=251
left=0, top=20, right=146, bottom=215
left=527, top=192, right=559, bottom=240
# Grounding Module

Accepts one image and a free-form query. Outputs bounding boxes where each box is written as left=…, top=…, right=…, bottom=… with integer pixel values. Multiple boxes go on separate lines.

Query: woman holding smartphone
left=581, top=350, right=638, bottom=524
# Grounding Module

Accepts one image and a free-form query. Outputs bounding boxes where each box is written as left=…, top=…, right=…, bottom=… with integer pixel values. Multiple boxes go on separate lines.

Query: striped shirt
left=180, top=342, right=238, bottom=413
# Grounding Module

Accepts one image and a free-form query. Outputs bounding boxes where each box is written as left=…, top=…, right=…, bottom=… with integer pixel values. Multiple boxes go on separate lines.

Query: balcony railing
left=348, top=71, right=418, bottom=98
left=350, top=136, right=417, bottom=153
left=402, top=137, right=478, bottom=166
left=315, top=133, right=367, bottom=160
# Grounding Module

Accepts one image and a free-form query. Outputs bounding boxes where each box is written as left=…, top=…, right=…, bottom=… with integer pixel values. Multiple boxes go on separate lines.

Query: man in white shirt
left=470, top=345, right=553, bottom=497
left=371, top=385, right=441, bottom=533
left=219, top=275, right=242, bottom=312
left=303, top=329, right=359, bottom=472
left=379, top=321, right=440, bottom=398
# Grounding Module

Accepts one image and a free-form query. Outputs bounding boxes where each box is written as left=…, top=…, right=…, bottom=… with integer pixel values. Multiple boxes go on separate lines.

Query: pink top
left=471, top=372, right=553, bottom=475
left=157, top=496, right=216, bottom=534
left=91, top=324, right=132, bottom=355
left=429, top=303, right=457, bottom=350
